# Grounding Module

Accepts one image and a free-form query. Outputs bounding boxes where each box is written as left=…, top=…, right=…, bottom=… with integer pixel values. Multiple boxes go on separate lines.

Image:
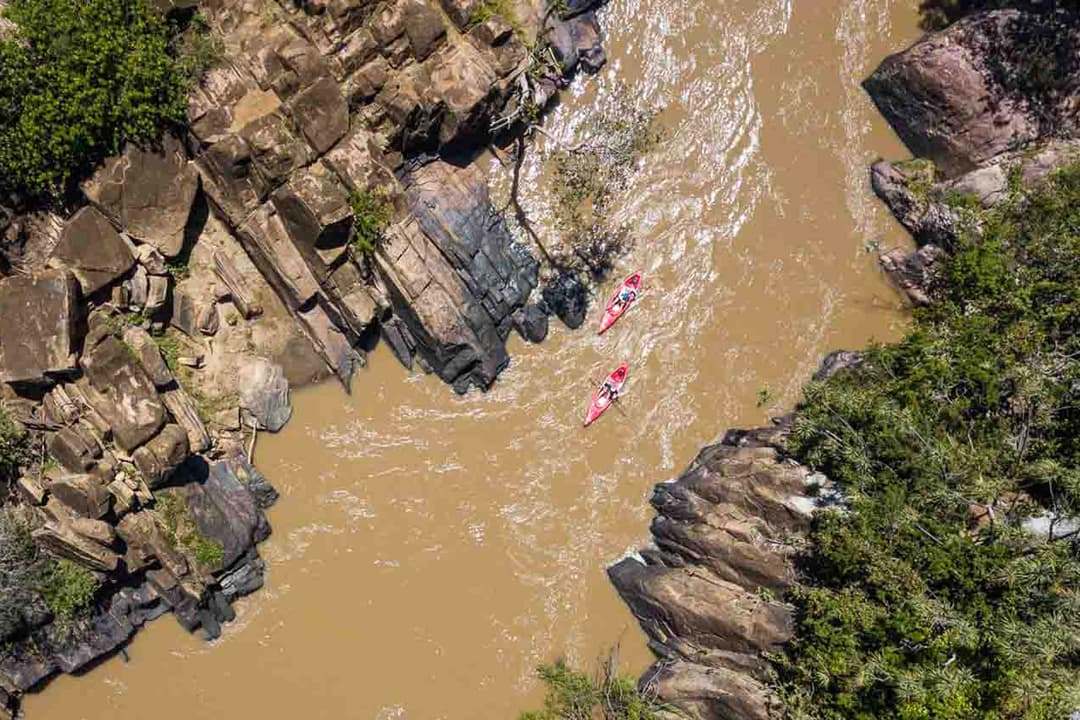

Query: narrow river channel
left=24, top=0, right=917, bottom=717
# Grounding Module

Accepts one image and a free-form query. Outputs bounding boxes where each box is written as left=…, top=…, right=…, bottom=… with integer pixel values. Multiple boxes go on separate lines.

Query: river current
left=25, top=1, right=916, bottom=717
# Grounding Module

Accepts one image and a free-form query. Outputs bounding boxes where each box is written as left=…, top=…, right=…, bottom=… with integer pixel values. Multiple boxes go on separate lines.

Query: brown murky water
left=25, top=1, right=918, bottom=718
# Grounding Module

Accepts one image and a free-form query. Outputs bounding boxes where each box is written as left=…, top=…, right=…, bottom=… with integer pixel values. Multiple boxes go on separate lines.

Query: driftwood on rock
left=213, top=250, right=263, bottom=319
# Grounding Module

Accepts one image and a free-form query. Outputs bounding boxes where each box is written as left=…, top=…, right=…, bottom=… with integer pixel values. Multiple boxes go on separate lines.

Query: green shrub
left=0, top=0, right=190, bottom=197
left=0, top=404, right=29, bottom=490
left=519, top=656, right=669, bottom=720
left=0, top=506, right=40, bottom=638
left=349, top=189, right=393, bottom=256
left=173, top=12, right=224, bottom=83
left=777, top=163, right=1080, bottom=718
left=38, top=558, right=100, bottom=621
left=469, top=0, right=521, bottom=33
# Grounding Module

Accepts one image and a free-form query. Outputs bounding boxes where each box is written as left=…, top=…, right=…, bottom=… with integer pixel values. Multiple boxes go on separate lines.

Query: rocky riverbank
left=611, top=5, right=1080, bottom=718
left=0, top=0, right=610, bottom=712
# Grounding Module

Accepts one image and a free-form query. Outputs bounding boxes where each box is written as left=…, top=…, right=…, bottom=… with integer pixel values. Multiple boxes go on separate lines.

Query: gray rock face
left=237, top=356, right=292, bottom=431
left=610, top=426, right=814, bottom=720
left=185, top=459, right=266, bottom=570
left=49, top=207, right=134, bottom=295
left=547, top=11, right=606, bottom=75
left=376, top=159, right=538, bottom=391
left=880, top=244, right=947, bottom=307
left=82, top=134, right=199, bottom=257
left=0, top=270, right=78, bottom=384
left=863, top=10, right=1080, bottom=177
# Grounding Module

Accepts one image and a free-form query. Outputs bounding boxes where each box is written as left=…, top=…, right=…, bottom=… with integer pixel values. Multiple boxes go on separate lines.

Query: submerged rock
left=541, top=272, right=588, bottom=330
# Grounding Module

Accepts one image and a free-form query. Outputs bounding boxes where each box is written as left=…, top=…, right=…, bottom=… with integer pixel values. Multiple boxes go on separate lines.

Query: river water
left=25, top=1, right=917, bottom=717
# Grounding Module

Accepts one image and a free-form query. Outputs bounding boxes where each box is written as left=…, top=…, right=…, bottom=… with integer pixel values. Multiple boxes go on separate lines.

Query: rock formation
left=610, top=419, right=833, bottom=719
left=866, top=8, right=1080, bottom=302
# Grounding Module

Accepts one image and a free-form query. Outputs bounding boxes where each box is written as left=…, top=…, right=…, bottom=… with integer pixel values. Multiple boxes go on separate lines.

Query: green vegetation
left=470, top=0, right=521, bottom=33
left=155, top=489, right=224, bottom=572
left=0, top=506, right=40, bottom=638
left=895, top=157, right=938, bottom=207
left=38, top=558, right=100, bottom=622
left=518, top=657, right=670, bottom=720
left=0, top=404, right=29, bottom=493
left=776, top=163, right=1080, bottom=718
left=349, top=189, right=393, bottom=256
left=173, top=12, right=223, bottom=84
left=153, top=330, right=183, bottom=374
left=0, top=508, right=99, bottom=636
left=0, top=0, right=193, bottom=197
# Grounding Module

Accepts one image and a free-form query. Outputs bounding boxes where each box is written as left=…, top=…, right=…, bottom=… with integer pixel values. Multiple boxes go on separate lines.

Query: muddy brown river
left=25, top=1, right=917, bottom=717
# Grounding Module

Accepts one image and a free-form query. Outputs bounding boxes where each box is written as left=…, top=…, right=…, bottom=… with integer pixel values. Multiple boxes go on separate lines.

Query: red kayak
left=584, top=364, right=629, bottom=427
left=598, top=271, right=643, bottom=334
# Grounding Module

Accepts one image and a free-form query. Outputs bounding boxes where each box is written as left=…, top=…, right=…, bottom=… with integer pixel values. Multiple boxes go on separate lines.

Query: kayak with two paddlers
left=598, top=271, right=643, bottom=334
left=584, top=363, right=629, bottom=427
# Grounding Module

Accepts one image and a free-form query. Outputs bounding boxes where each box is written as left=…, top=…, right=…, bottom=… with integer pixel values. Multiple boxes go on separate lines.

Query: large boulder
left=48, top=207, right=134, bottom=295
left=546, top=12, right=606, bottom=75
left=82, top=135, right=199, bottom=257
left=79, top=332, right=167, bottom=452
left=121, top=326, right=174, bottom=388
left=45, top=474, right=112, bottom=519
left=184, top=459, right=266, bottom=570
left=863, top=10, right=1080, bottom=177
left=237, top=357, right=291, bottom=431
left=0, top=270, right=78, bottom=383
left=132, top=424, right=190, bottom=488
left=270, top=162, right=353, bottom=275
left=288, top=76, right=349, bottom=154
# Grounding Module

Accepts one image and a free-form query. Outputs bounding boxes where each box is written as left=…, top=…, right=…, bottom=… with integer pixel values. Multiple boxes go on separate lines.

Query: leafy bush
left=0, top=0, right=190, bottom=197
left=519, top=656, right=669, bottom=720
left=777, top=164, right=1080, bottom=718
left=349, top=189, right=393, bottom=256
left=0, top=404, right=29, bottom=493
left=173, top=12, right=224, bottom=83
left=0, top=506, right=40, bottom=638
left=470, top=0, right=521, bottom=34
left=38, top=558, right=100, bottom=621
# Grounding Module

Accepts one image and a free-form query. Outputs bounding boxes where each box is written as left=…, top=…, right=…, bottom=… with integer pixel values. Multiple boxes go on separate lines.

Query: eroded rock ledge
left=609, top=418, right=832, bottom=719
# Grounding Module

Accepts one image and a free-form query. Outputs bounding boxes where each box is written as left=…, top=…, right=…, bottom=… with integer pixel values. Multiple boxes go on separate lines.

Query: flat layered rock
left=610, top=427, right=815, bottom=720
left=0, top=270, right=78, bottom=384
left=237, top=356, right=291, bottom=431
left=79, top=333, right=166, bottom=453
left=49, top=207, right=134, bottom=295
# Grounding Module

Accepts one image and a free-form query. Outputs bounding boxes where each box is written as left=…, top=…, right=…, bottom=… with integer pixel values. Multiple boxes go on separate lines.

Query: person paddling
left=612, top=286, right=637, bottom=313
left=599, top=378, right=620, bottom=404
